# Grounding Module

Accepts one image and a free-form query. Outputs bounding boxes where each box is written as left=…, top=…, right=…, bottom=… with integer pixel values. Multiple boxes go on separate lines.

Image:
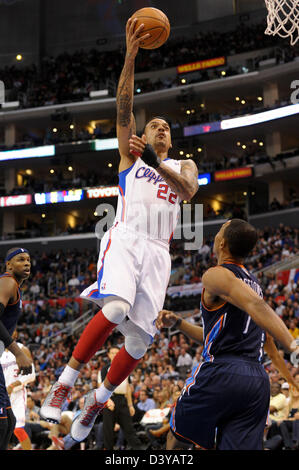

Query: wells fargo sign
left=177, top=56, right=226, bottom=74
left=214, top=167, right=253, bottom=182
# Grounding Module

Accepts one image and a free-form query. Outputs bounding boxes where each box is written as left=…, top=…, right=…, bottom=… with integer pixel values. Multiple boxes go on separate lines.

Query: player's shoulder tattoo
left=180, top=159, right=198, bottom=175
left=180, top=160, right=199, bottom=186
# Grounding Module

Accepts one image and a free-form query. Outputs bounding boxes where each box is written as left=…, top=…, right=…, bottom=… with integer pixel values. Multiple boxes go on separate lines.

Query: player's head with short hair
left=143, top=116, right=170, bottom=132
left=143, top=116, right=172, bottom=155
left=213, top=219, right=258, bottom=261
left=4, top=247, right=31, bottom=281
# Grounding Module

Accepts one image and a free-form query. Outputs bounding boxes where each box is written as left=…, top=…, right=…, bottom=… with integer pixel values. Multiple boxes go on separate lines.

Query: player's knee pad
left=124, top=331, right=151, bottom=360
left=102, top=296, right=131, bottom=325
left=14, top=427, right=29, bottom=443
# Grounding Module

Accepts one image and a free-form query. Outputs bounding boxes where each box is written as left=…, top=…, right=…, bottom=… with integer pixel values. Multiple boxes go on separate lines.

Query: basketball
left=131, top=7, right=170, bottom=49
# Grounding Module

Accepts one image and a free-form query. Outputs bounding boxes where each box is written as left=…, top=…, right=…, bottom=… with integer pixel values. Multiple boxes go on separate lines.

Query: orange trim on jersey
left=201, top=288, right=227, bottom=312
left=203, top=313, right=225, bottom=362
left=87, top=289, right=98, bottom=298
left=171, top=400, right=177, bottom=431
left=223, top=260, right=246, bottom=269
left=168, top=230, right=174, bottom=244
left=8, top=290, right=20, bottom=306
left=0, top=416, right=8, bottom=419
left=0, top=273, right=20, bottom=305
left=172, top=429, right=210, bottom=450
left=2, top=272, right=20, bottom=286
left=185, top=362, right=202, bottom=394
left=118, top=185, right=126, bottom=222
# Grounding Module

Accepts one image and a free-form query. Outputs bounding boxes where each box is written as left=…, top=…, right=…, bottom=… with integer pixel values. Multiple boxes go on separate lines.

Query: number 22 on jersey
left=157, top=183, right=177, bottom=204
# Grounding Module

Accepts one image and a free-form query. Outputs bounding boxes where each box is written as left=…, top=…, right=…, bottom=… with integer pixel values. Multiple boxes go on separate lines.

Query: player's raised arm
left=202, top=267, right=298, bottom=354
left=116, top=18, right=150, bottom=162
left=128, top=134, right=199, bottom=200
left=157, top=159, right=199, bottom=201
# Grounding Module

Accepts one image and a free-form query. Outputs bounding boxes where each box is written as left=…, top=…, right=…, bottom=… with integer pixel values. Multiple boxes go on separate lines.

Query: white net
left=264, top=0, right=299, bottom=45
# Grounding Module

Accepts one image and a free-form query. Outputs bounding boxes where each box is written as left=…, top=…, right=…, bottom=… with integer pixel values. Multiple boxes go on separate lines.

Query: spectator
left=289, top=320, right=299, bottom=339
left=67, top=274, right=80, bottom=288
left=137, top=390, right=156, bottom=412
left=269, top=383, right=289, bottom=422
left=176, top=346, right=193, bottom=379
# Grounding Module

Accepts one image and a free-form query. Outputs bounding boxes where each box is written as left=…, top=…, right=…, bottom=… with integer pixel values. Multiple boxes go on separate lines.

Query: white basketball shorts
left=80, top=222, right=171, bottom=340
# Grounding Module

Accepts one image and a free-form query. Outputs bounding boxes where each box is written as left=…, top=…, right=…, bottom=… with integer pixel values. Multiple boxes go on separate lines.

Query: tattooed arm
left=157, top=159, right=199, bottom=201
left=128, top=133, right=199, bottom=200
left=116, top=17, right=150, bottom=164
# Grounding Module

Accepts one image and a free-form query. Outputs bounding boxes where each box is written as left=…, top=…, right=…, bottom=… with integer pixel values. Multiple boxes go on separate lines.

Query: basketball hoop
left=264, top=0, right=299, bottom=45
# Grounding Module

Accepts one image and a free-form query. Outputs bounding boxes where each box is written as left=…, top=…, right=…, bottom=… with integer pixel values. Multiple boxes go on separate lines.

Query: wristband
left=141, top=144, right=161, bottom=169
left=172, top=317, right=182, bottom=329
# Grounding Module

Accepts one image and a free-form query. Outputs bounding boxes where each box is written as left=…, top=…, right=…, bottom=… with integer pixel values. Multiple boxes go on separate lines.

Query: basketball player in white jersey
left=41, top=16, right=199, bottom=444
left=1, top=332, right=35, bottom=450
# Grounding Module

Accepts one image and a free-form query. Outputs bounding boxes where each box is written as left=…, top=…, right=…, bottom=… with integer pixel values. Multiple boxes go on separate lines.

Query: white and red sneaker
left=40, top=381, right=71, bottom=423
left=70, top=391, right=107, bottom=442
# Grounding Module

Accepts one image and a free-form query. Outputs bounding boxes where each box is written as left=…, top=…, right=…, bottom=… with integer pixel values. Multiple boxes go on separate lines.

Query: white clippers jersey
left=1, top=342, right=23, bottom=386
left=116, top=158, right=181, bottom=244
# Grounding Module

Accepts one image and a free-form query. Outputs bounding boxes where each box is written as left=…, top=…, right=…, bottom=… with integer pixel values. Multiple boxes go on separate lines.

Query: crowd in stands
left=5, top=222, right=298, bottom=449
left=1, top=20, right=298, bottom=112
left=1, top=15, right=299, bottom=447
left=0, top=92, right=290, bottom=153
left=2, top=139, right=299, bottom=203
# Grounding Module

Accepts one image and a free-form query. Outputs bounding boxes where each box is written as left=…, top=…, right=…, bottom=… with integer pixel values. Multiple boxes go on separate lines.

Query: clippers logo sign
left=0, top=194, right=32, bottom=207
left=214, top=167, right=253, bottom=182
left=86, top=187, right=119, bottom=199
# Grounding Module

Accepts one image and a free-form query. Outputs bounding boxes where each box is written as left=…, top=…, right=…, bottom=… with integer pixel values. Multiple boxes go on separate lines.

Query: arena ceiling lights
left=221, top=103, right=299, bottom=130
left=94, top=138, right=118, bottom=151
left=184, top=103, right=299, bottom=137
left=2, top=102, right=298, bottom=164
left=0, top=145, right=55, bottom=162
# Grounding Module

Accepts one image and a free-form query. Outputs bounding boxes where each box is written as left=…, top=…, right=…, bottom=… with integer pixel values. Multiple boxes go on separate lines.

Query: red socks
left=72, top=310, right=141, bottom=385
left=106, top=346, right=140, bottom=386
left=73, top=310, right=117, bottom=363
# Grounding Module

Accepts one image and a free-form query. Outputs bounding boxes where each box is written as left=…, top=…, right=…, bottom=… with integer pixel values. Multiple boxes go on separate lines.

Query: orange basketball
left=131, top=7, right=170, bottom=50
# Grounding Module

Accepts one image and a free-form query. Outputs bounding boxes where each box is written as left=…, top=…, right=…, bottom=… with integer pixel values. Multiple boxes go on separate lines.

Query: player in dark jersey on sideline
left=156, top=219, right=299, bottom=450
left=0, top=247, right=33, bottom=450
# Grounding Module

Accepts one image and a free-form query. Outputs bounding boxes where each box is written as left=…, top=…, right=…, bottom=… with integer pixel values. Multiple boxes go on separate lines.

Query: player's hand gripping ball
left=130, top=7, right=170, bottom=49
